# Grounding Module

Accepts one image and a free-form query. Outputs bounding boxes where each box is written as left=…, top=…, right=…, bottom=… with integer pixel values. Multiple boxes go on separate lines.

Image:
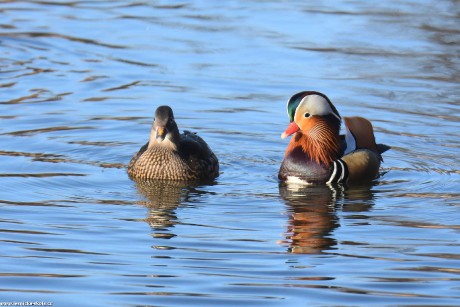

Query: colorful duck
left=128, top=106, right=219, bottom=181
left=279, top=91, right=389, bottom=184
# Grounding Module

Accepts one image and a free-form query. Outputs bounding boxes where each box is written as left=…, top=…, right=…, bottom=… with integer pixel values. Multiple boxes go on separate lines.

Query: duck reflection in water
left=279, top=183, right=375, bottom=254
left=133, top=179, right=212, bottom=234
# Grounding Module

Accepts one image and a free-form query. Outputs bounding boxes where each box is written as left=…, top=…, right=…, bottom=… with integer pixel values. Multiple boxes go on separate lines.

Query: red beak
left=281, top=122, right=299, bottom=139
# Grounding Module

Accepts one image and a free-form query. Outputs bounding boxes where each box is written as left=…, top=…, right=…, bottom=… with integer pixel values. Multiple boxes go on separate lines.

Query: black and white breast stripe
left=327, top=159, right=349, bottom=184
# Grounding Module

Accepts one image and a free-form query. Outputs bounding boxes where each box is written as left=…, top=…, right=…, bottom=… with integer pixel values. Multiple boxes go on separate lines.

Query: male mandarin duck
left=128, top=105, right=219, bottom=180
left=279, top=91, right=389, bottom=184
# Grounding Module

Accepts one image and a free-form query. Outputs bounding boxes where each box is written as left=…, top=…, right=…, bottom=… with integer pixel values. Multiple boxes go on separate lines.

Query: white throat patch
left=148, top=127, right=178, bottom=151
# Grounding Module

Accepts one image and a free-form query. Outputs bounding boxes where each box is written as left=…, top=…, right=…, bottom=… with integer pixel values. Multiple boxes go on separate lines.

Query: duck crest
left=287, top=91, right=340, bottom=122
left=285, top=116, right=341, bottom=167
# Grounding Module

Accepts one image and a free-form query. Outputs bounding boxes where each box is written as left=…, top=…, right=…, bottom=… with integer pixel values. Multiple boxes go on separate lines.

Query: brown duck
left=128, top=106, right=219, bottom=181
left=279, top=91, right=390, bottom=184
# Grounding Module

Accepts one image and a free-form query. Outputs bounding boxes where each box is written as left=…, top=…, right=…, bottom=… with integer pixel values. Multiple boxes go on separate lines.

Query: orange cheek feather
left=296, top=116, right=319, bottom=133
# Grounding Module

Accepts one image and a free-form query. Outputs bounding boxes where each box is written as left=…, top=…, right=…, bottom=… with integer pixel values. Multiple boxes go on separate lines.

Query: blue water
left=1, top=1, right=459, bottom=306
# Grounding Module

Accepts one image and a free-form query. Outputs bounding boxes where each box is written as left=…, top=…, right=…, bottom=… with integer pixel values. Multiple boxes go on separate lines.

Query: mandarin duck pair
left=128, top=91, right=389, bottom=184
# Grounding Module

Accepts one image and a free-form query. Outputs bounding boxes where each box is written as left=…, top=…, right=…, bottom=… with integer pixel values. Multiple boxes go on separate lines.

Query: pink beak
left=281, top=122, right=300, bottom=139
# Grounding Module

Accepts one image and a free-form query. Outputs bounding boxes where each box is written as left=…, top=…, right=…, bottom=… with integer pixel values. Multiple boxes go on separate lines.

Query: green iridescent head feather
left=286, top=92, right=306, bottom=122
left=286, top=91, right=341, bottom=122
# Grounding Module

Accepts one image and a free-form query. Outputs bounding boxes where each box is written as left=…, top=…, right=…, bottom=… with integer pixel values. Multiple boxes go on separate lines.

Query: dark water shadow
left=132, top=179, right=215, bottom=235
left=279, top=182, right=375, bottom=254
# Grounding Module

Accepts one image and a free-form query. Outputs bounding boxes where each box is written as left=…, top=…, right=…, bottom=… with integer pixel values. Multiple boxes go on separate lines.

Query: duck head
left=148, top=105, right=180, bottom=151
left=281, top=91, right=342, bottom=167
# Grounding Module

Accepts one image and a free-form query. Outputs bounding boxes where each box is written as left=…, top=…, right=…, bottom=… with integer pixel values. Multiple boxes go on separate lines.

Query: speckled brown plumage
left=128, top=106, right=219, bottom=181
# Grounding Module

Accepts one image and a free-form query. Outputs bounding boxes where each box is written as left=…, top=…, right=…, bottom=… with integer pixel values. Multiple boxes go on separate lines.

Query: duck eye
left=304, top=112, right=311, bottom=118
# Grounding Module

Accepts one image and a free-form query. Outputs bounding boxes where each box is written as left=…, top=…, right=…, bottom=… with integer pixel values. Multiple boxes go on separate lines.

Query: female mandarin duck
left=279, top=91, right=389, bottom=184
left=128, top=106, right=219, bottom=180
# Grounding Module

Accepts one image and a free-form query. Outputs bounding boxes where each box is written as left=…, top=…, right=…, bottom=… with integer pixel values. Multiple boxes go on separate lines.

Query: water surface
left=1, top=0, right=459, bottom=306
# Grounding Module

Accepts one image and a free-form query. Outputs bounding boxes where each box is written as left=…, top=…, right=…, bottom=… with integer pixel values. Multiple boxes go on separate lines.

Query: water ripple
left=0, top=0, right=459, bottom=306
left=0, top=31, right=127, bottom=49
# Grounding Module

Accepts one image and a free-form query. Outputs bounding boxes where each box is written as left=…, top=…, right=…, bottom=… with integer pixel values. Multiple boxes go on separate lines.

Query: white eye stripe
left=299, top=95, right=340, bottom=120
